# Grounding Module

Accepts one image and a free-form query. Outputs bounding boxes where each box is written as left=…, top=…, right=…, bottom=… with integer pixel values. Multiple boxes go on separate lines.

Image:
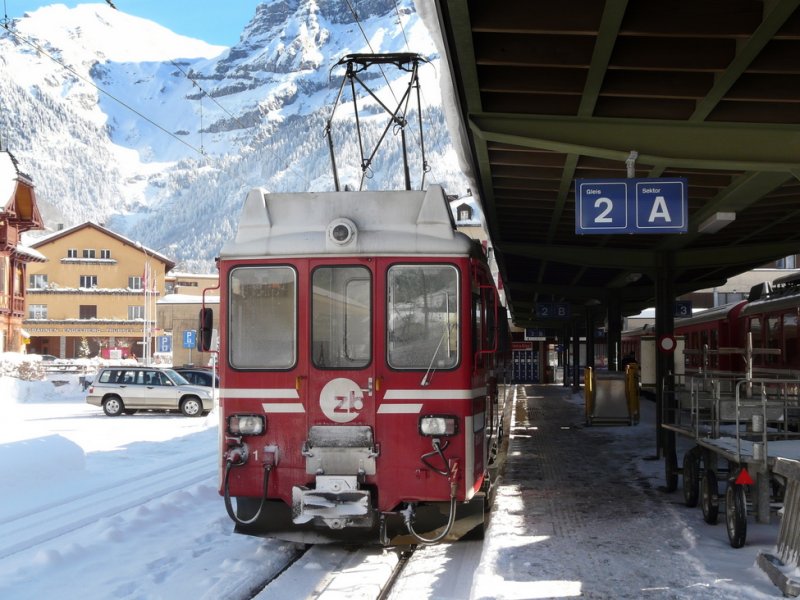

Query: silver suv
left=86, top=366, right=214, bottom=417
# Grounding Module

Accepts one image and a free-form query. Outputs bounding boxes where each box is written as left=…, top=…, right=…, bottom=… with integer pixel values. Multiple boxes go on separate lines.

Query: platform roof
left=433, top=0, right=800, bottom=328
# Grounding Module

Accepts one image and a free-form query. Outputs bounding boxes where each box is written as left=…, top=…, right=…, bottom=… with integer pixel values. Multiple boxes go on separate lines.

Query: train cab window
left=312, top=266, right=371, bottom=369
left=229, top=266, right=296, bottom=369
left=387, top=264, right=459, bottom=369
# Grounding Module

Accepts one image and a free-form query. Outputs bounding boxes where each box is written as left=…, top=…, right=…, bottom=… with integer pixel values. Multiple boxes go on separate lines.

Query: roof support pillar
left=585, top=309, right=596, bottom=372
left=571, top=319, right=581, bottom=393
left=655, top=252, right=676, bottom=461
left=607, top=295, right=622, bottom=372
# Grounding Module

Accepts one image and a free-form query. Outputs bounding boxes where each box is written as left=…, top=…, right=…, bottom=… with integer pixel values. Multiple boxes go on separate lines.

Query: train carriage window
left=229, top=266, right=296, bottom=369
left=709, top=329, right=718, bottom=369
left=784, top=312, right=798, bottom=367
left=768, top=316, right=781, bottom=365
left=387, top=264, right=459, bottom=370
left=749, top=317, right=763, bottom=366
left=312, top=266, right=371, bottom=369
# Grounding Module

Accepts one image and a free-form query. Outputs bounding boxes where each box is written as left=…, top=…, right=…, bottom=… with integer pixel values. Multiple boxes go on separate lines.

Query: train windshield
left=312, top=266, right=371, bottom=369
left=387, top=264, right=459, bottom=370
left=228, top=266, right=297, bottom=369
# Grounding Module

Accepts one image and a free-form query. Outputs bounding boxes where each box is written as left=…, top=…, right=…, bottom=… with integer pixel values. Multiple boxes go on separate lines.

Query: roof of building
left=27, top=222, right=176, bottom=270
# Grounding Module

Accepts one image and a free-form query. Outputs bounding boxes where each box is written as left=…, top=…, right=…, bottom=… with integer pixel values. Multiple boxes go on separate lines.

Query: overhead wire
left=392, top=0, right=453, bottom=187
left=342, top=0, right=441, bottom=189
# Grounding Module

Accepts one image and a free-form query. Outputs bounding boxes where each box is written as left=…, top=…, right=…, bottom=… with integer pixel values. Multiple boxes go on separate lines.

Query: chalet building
left=0, top=149, right=45, bottom=352
left=25, top=222, right=174, bottom=359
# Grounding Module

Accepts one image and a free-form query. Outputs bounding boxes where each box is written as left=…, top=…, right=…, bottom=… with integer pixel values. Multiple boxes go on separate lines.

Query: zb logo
left=319, top=378, right=364, bottom=423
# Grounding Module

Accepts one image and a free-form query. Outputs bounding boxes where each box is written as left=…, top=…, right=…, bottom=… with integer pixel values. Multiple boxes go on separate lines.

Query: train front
left=212, top=185, right=500, bottom=544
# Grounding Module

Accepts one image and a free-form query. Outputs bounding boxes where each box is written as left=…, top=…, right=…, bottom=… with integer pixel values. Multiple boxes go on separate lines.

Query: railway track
left=0, top=453, right=216, bottom=559
left=249, top=543, right=415, bottom=600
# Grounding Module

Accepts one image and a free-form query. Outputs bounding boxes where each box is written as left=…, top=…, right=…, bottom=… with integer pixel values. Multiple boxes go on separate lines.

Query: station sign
left=534, top=302, right=571, bottom=319
left=674, top=300, right=692, bottom=318
left=575, top=177, right=688, bottom=234
left=525, top=328, right=545, bottom=340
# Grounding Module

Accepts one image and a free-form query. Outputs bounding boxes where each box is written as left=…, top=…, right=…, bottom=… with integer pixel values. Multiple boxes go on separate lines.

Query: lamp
left=698, top=212, right=735, bottom=234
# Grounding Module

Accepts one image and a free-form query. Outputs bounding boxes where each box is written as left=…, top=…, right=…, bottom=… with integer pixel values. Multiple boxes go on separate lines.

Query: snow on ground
left=0, top=353, right=794, bottom=598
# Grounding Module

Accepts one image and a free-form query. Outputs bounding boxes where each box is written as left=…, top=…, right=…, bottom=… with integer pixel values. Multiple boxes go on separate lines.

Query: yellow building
left=25, top=222, right=174, bottom=359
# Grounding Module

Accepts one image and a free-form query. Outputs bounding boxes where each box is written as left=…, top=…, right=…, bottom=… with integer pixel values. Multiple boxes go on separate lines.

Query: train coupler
left=291, top=475, right=373, bottom=529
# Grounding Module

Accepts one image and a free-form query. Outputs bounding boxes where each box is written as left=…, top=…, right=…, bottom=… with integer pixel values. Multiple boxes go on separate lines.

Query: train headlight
left=227, top=414, right=266, bottom=436
left=419, top=415, right=459, bottom=437
left=327, top=218, right=357, bottom=246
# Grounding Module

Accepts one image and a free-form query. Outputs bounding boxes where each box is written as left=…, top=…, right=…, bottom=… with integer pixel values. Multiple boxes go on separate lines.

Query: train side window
left=387, top=264, right=459, bottom=370
left=784, top=312, right=798, bottom=367
left=768, top=315, right=781, bottom=365
left=312, top=266, right=371, bottom=369
left=709, top=329, right=718, bottom=369
left=749, top=317, right=763, bottom=366
left=229, top=266, right=297, bottom=369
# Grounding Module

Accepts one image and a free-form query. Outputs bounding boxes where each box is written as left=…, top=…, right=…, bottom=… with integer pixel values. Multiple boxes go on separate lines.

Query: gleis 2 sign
left=575, top=178, right=688, bottom=234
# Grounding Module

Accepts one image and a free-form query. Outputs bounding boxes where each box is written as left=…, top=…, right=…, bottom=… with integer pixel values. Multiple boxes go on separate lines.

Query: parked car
left=173, top=367, right=219, bottom=388
left=86, top=366, right=213, bottom=417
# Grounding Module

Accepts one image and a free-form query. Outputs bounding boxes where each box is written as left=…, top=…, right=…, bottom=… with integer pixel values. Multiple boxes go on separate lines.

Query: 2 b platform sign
left=576, top=177, right=688, bottom=234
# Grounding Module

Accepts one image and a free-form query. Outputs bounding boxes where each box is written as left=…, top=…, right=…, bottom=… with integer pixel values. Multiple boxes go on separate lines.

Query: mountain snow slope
left=0, top=1, right=467, bottom=271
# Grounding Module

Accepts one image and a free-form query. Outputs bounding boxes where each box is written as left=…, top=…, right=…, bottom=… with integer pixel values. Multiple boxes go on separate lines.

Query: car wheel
left=103, top=395, right=124, bottom=417
left=180, top=396, right=203, bottom=417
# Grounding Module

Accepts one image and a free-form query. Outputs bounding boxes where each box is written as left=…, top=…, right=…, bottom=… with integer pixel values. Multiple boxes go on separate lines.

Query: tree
left=78, top=336, right=91, bottom=358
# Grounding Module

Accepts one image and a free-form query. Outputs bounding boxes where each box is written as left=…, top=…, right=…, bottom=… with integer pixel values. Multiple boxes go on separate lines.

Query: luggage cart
left=662, top=375, right=800, bottom=548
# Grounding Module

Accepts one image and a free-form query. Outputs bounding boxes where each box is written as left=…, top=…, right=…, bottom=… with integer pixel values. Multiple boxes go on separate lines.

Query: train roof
left=221, top=185, right=477, bottom=259
left=674, top=300, right=748, bottom=327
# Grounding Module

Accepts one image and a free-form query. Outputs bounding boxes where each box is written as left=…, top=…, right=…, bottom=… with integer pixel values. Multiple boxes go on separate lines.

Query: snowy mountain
left=0, top=1, right=468, bottom=271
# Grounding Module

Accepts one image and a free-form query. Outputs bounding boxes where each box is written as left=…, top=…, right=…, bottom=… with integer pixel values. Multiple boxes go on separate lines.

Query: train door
left=305, top=261, right=376, bottom=430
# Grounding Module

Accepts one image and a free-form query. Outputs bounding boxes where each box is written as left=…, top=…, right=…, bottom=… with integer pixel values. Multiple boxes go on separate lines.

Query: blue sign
left=525, top=328, right=546, bottom=340
left=535, top=303, right=570, bottom=319
left=576, top=178, right=687, bottom=234
left=674, top=300, right=692, bottom=318
left=183, top=330, right=197, bottom=349
left=157, top=335, right=171, bottom=353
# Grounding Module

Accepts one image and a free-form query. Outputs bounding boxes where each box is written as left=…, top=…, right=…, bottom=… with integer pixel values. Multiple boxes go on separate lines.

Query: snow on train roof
left=221, top=185, right=476, bottom=259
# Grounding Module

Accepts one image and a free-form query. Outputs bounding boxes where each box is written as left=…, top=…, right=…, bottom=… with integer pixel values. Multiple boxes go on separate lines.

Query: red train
left=623, top=272, right=800, bottom=385
left=199, top=185, right=509, bottom=544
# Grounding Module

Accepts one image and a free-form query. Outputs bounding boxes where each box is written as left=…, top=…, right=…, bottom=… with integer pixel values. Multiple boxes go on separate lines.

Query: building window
left=82, top=249, right=96, bottom=259
left=80, top=275, right=98, bottom=288
left=67, top=248, right=77, bottom=258
left=128, top=305, right=145, bottom=319
left=100, top=249, right=111, bottom=259
left=29, top=274, right=48, bottom=289
left=79, top=305, right=97, bottom=319
left=29, top=304, right=47, bottom=319
left=129, top=276, right=143, bottom=290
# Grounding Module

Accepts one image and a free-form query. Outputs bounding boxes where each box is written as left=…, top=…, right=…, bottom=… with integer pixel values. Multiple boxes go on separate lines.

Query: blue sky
left=5, top=1, right=263, bottom=46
